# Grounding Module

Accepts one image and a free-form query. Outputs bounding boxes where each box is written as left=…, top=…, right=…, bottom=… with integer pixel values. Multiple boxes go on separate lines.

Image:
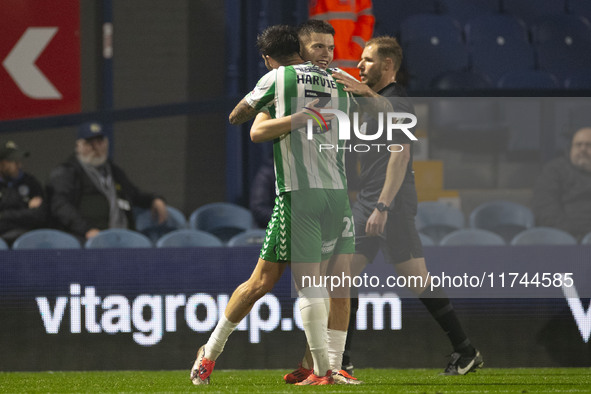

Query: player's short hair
left=256, top=25, right=300, bottom=63
left=297, top=19, right=335, bottom=41
left=366, top=36, right=403, bottom=72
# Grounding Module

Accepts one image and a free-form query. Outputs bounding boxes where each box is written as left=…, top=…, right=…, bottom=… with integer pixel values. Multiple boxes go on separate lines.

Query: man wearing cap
left=0, top=141, right=47, bottom=245
left=46, top=121, right=167, bottom=241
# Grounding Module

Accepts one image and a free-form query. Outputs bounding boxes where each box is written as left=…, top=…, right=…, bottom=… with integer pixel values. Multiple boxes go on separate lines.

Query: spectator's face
left=0, top=160, right=21, bottom=179
left=570, top=128, right=591, bottom=172
left=299, top=32, right=334, bottom=69
left=76, top=136, right=109, bottom=166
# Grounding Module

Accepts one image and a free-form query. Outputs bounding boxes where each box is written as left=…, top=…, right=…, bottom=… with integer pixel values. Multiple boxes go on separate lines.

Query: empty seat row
left=135, top=202, right=256, bottom=244
left=422, top=226, right=582, bottom=246
left=374, top=0, right=591, bottom=37
left=398, top=13, right=591, bottom=90
left=416, top=200, right=535, bottom=243
left=417, top=200, right=591, bottom=246
left=0, top=227, right=268, bottom=250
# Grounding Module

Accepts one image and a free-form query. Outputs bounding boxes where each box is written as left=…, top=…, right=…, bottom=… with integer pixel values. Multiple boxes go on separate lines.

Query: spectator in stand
left=46, top=121, right=167, bottom=242
left=0, top=141, right=47, bottom=245
left=533, top=126, right=591, bottom=240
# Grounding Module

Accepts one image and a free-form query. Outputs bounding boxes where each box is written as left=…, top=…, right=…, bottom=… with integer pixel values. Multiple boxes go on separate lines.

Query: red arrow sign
left=0, top=0, right=80, bottom=120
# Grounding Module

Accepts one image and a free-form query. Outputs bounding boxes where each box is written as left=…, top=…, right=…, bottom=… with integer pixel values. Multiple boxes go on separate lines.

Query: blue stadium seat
left=469, top=200, right=534, bottom=242
left=372, top=0, right=439, bottom=37
left=465, top=15, right=536, bottom=84
left=564, top=73, right=591, bottom=89
left=530, top=14, right=591, bottom=45
left=419, top=232, right=436, bottom=246
left=404, top=40, right=470, bottom=90
left=439, top=228, right=506, bottom=246
left=0, top=238, right=7, bottom=250
left=502, top=0, right=567, bottom=25
left=85, top=229, right=153, bottom=249
left=400, top=15, right=468, bottom=91
left=535, top=39, right=591, bottom=83
left=497, top=70, right=560, bottom=89
left=510, top=227, right=577, bottom=245
left=439, top=0, right=501, bottom=25
left=156, top=229, right=223, bottom=248
left=428, top=98, right=508, bottom=153
left=135, top=206, right=187, bottom=243
left=189, top=202, right=254, bottom=243
left=415, top=201, right=465, bottom=244
left=465, top=14, right=529, bottom=45
left=400, top=14, right=463, bottom=46
left=431, top=70, right=493, bottom=90
left=567, top=0, right=591, bottom=21
left=227, top=229, right=268, bottom=247
left=12, top=229, right=81, bottom=250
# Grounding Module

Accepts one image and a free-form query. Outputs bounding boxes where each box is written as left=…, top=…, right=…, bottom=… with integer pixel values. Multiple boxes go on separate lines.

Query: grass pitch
left=1, top=368, right=589, bottom=393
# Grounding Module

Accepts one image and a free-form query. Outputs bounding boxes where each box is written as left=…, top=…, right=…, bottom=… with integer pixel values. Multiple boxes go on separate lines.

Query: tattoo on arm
left=229, top=99, right=258, bottom=125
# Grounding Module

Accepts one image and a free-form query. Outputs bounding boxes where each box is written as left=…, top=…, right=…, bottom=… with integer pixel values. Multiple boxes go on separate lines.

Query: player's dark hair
left=297, top=19, right=335, bottom=40
left=366, top=36, right=403, bottom=72
left=256, top=25, right=300, bottom=63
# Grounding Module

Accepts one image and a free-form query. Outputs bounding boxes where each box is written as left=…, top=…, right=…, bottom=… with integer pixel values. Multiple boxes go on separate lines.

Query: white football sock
left=327, top=328, right=347, bottom=372
left=204, top=315, right=238, bottom=361
left=298, top=287, right=330, bottom=376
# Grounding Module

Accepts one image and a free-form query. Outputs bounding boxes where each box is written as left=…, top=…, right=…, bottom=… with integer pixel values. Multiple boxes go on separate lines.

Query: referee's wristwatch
left=376, top=202, right=389, bottom=212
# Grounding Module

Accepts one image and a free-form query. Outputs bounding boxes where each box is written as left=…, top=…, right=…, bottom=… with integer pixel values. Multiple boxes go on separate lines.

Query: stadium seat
left=419, top=232, right=436, bottom=246
left=536, top=39, right=591, bottom=83
left=428, top=98, right=508, bottom=153
left=580, top=231, right=591, bottom=244
left=497, top=70, right=560, bottom=89
left=415, top=201, right=465, bottom=244
left=404, top=40, right=470, bottom=91
left=510, top=227, right=577, bottom=245
left=189, top=202, right=254, bottom=243
left=155, top=229, right=223, bottom=248
left=135, top=206, right=187, bottom=243
left=501, top=0, right=567, bottom=25
left=469, top=200, right=535, bottom=242
left=465, top=14, right=529, bottom=44
left=400, top=14, right=463, bottom=46
left=439, top=228, right=506, bottom=246
left=465, top=14, right=536, bottom=84
left=530, top=14, right=591, bottom=45
left=431, top=70, right=493, bottom=90
left=227, top=229, right=268, bottom=247
left=12, top=229, right=81, bottom=250
left=564, top=73, right=591, bottom=89
left=399, top=14, right=468, bottom=90
left=439, top=0, right=501, bottom=25
left=372, top=0, right=439, bottom=37
left=0, top=238, right=8, bottom=250
left=85, top=229, right=153, bottom=249
left=567, top=0, right=591, bottom=21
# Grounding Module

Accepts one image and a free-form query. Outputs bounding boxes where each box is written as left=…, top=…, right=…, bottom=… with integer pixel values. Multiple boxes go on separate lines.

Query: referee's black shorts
left=353, top=185, right=424, bottom=265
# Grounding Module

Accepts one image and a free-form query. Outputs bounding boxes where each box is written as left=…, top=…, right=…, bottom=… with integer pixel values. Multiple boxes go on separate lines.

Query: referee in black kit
left=334, top=36, right=483, bottom=376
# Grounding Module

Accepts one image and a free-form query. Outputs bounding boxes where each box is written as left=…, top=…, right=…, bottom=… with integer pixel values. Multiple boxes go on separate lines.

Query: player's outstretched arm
left=250, top=112, right=301, bottom=143
left=250, top=100, right=332, bottom=143
left=229, top=98, right=259, bottom=125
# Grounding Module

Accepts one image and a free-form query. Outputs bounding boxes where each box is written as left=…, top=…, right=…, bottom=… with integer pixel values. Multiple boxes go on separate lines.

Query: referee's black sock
left=419, top=286, right=475, bottom=356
